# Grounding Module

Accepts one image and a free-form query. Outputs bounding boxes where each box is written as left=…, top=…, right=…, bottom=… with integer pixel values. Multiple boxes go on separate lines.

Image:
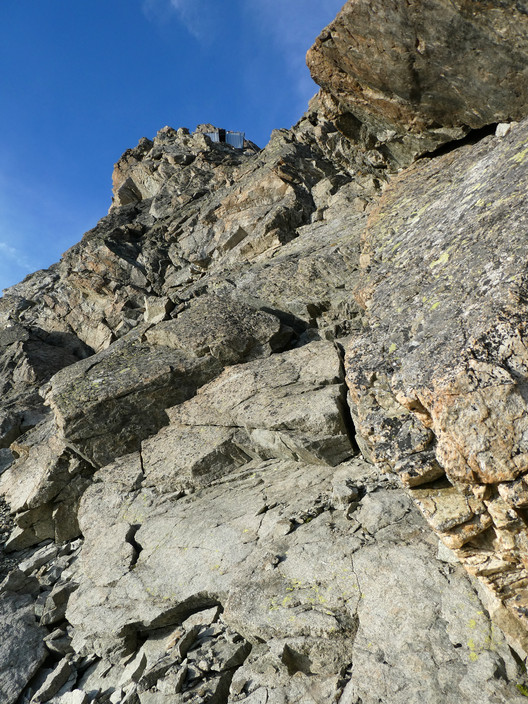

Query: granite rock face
left=308, top=0, right=528, bottom=164
left=346, top=117, right=528, bottom=650
left=2, top=1, right=528, bottom=702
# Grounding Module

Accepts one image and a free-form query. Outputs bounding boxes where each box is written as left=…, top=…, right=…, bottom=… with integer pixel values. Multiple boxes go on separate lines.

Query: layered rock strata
left=2, top=1, right=528, bottom=702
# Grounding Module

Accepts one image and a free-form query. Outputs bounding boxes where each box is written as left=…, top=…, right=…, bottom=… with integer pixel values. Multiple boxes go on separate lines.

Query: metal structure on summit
left=204, top=128, right=245, bottom=149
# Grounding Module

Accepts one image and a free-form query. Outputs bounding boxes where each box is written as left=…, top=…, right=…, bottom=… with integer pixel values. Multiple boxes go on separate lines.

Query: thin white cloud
left=0, top=242, right=34, bottom=271
left=0, top=167, right=96, bottom=291
left=0, top=176, right=37, bottom=278
left=141, top=0, right=215, bottom=41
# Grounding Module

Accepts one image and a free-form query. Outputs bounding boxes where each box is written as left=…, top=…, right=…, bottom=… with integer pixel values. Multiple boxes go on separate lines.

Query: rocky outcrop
left=307, top=0, right=528, bottom=165
left=345, top=116, right=528, bottom=650
left=0, top=118, right=386, bottom=703
left=2, top=1, right=528, bottom=702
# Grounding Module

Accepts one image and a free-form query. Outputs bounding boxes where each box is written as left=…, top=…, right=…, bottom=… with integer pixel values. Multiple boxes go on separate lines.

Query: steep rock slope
left=346, top=116, right=528, bottom=654
left=1, top=2, right=528, bottom=704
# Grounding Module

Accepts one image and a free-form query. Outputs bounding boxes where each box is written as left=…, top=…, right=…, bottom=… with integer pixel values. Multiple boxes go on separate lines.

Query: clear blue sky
left=0, top=0, right=344, bottom=292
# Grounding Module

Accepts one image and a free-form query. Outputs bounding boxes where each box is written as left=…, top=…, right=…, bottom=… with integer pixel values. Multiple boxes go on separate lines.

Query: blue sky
left=0, top=0, right=344, bottom=292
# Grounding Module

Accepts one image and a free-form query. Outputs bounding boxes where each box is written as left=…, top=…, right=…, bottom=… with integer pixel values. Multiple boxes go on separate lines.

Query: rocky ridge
left=2, top=1, right=528, bottom=702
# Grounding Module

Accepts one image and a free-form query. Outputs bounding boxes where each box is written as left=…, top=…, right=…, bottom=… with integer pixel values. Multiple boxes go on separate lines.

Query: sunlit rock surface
left=2, top=1, right=528, bottom=702
left=308, top=0, right=528, bottom=164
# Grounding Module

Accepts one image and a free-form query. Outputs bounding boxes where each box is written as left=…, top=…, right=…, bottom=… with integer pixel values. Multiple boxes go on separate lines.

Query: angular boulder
left=169, top=341, right=354, bottom=468
left=44, top=329, right=222, bottom=468
left=308, top=0, right=528, bottom=163
left=0, top=575, right=47, bottom=704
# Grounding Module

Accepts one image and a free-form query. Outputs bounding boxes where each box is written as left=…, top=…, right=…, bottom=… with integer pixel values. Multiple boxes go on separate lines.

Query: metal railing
left=204, top=130, right=245, bottom=149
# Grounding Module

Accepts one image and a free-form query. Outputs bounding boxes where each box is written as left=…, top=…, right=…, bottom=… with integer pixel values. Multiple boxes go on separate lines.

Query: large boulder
left=64, top=454, right=526, bottom=703
left=45, top=296, right=288, bottom=469
left=169, top=341, right=354, bottom=469
left=308, top=0, right=528, bottom=164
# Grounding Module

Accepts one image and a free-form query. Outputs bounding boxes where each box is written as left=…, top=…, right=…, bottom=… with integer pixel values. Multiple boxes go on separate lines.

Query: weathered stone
left=31, top=658, right=73, bottom=703
left=181, top=606, right=220, bottom=630
left=169, top=342, right=353, bottom=467
left=143, top=297, right=173, bottom=324
left=48, top=692, right=89, bottom=704
left=0, top=419, right=91, bottom=550
left=308, top=0, right=528, bottom=164
left=119, top=650, right=147, bottom=687
left=496, top=122, right=518, bottom=138
left=44, top=627, right=74, bottom=657
left=93, top=452, right=144, bottom=491
left=0, top=593, right=47, bottom=704
left=0, top=568, right=40, bottom=596
left=18, top=542, right=59, bottom=574
left=345, top=540, right=527, bottom=704
left=44, top=329, right=223, bottom=467
left=145, top=296, right=288, bottom=365
left=80, top=521, right=138, bottom=588
left=345, top=117, right=528, bottom=636
left=141, top=424, right=250, bottom=492
left=3, top=508, right=55, bottom=551
left=1, top=421, right=78, bottom=513
left=40, top=581, right=79, bottom=626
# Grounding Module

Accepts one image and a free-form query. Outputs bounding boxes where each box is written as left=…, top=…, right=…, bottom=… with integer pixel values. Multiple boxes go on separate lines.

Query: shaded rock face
left=308, top=0, right=528, bottom=164
left=345, top=117, right=528, bottom=648
left=3, top=2, right=528, bottom=703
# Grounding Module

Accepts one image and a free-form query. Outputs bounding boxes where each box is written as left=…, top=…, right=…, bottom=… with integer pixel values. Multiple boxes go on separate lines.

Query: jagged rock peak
left=3, top=1, right=528, bottom=703
left=110, top=124, right=259, bottom=211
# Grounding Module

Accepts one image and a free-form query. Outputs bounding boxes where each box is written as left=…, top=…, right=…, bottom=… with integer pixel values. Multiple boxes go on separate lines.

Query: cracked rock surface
left=346, top=117, right=528, bottom=649
left=2, top=1, right=528, bottom=701
left=307, top=0, right=528, bottom=165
